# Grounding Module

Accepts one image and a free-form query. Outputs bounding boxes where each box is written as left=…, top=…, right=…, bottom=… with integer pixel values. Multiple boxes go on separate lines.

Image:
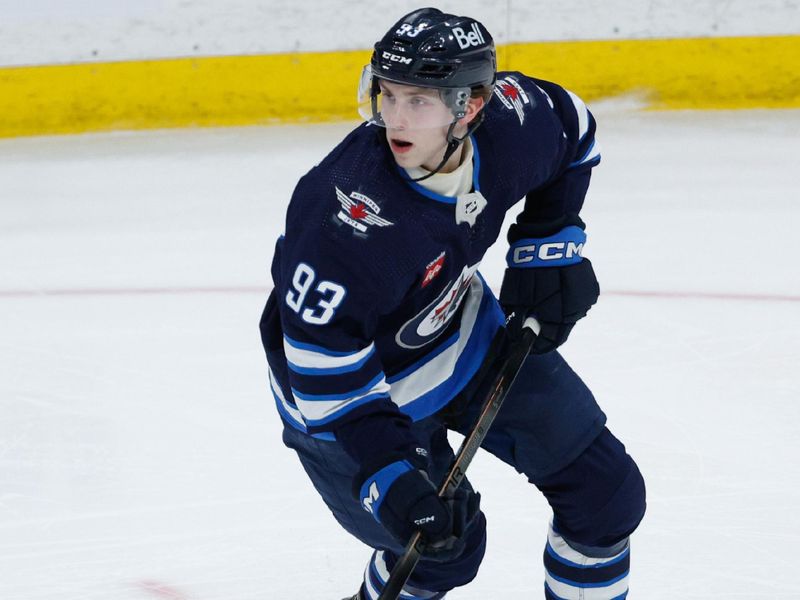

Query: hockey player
left=259, top=7, right=645, bottom=599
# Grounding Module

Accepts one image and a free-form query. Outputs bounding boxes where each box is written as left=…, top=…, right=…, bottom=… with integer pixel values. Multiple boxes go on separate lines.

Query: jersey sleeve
left=517, top=77, right=602, bottom=224
left=275, top=232, right=393, bottom=434
left=274, top=228, right=425, bottom=472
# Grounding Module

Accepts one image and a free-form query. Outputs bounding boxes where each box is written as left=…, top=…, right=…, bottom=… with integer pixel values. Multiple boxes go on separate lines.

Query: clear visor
left=357, top=65, right=470, bottom=130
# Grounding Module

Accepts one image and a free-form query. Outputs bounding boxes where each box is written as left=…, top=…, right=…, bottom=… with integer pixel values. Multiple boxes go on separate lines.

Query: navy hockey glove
left=358, top=456, right=481, bottom=562
left=500, top=215, right=599, bottom=354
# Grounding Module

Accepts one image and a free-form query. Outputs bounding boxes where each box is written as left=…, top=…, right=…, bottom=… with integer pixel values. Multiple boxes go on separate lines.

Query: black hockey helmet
left=357, top=8, right=496, bottom=180
left=371, top=7, right=496, bottom=91
left=358, top=8, right=496, bottom=126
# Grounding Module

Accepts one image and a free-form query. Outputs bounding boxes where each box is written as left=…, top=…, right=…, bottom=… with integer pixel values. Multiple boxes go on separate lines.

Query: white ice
left=1, top=107, right=799, bottom=599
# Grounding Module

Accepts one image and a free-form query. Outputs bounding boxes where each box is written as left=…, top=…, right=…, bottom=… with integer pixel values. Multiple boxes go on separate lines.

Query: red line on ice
left=0, top=285, right=265, bottom=298
left=603, top=289, right=800, bottom=303
left=0, top=285, right=798, bottom=303
left=138, top=580, right=190, bottom=600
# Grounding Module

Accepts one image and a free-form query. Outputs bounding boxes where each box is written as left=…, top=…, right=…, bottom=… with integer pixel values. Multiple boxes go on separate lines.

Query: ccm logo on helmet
left=452, top=23, right=486, bottom=50
left=382, top=51, right=413, bottom=65
left=512, top=241, right=584, bottom=264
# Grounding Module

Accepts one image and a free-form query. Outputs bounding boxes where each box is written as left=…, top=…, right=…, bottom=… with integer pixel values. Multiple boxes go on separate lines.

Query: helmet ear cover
left=439, top=87, right=470, bottom=120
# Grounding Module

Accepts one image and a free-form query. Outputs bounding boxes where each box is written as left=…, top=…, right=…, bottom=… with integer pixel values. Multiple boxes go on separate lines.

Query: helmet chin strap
left=409, top=112, right=485, bottom=182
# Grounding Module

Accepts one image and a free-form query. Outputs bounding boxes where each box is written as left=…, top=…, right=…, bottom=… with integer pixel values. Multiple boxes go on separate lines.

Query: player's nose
left=386, top=114, right=409, bottom=131
left=385, top=104, right=412, bottom=130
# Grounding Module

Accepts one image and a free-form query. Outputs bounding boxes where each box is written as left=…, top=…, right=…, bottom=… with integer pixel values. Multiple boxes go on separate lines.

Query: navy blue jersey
left=260, top=72, right=600, bottom=451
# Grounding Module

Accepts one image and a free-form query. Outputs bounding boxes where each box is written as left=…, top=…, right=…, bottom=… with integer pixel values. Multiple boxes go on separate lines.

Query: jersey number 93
left=285, top=262, right=347, bottom=326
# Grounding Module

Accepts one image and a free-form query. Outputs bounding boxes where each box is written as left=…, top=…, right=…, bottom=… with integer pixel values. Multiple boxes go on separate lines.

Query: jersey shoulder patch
left=333, top=185, right=395, bottom=234
left=493, top=74, right=536, bottom=125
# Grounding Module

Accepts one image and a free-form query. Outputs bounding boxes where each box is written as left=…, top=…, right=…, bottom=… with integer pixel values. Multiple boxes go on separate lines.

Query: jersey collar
left=397, top=135, right=482, bottom=205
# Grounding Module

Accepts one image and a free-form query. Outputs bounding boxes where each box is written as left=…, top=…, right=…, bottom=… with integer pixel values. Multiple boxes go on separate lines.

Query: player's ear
left=461, top=96, right=485, bottom=125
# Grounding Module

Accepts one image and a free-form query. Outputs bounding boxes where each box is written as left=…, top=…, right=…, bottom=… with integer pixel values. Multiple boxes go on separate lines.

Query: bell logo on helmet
left=452, top=23, right=486, bottom=50
left=381, top=51, right=413, bottom=65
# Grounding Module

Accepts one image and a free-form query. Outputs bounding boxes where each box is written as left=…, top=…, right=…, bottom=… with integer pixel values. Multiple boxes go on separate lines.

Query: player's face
left=379, top=80, right=458, bottom=172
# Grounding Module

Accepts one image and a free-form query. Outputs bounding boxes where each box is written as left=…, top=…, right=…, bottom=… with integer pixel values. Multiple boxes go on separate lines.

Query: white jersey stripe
left=268, top=367, right=306, bottom=426
left=545, top=572, right=629, bottom=600
left=283, top=338, right=375, bottom=371
left=365, top=551, right=438, bottom=600
left=566, top=89, right=590, bottom=141
left=583, top=140, right=602, bottom=164
left=547, top=520, right=629, bottom=567
left=388, top=275, right=484, bottom=405
left=294, top=378, right=391, bottom=425
left=275, top=275, right=502, bottom=428
left=536, top=84, right=555, bottom=109
left=363, top=562, right=380, bottom=600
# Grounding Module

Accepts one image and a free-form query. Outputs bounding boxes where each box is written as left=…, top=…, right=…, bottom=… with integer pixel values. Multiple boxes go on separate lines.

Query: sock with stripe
left=360, top=550, right=447, bottom=600
left=543, top=521, right=630, bottom=600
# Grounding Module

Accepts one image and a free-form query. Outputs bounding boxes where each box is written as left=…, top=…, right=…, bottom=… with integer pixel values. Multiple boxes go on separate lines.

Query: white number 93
left=285, top=263, right=347, bottom=326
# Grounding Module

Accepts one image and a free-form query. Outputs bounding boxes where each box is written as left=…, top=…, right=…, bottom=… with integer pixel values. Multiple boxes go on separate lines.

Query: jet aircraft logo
left=335, top=187, right=394, bottom=233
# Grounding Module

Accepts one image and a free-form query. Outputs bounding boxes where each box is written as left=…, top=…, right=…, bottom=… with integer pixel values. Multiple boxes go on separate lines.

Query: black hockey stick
left=377, top=317, right=540, bottom=600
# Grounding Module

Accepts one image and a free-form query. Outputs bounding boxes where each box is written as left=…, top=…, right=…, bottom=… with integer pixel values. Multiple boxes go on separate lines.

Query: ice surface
left=1, top=107, right=799, bottom=599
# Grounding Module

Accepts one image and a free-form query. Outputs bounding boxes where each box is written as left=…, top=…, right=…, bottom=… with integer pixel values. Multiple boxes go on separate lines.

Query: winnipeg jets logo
left=421, top=252, right=445, bottom=288
left=494, top=76, right=531, bottom=125
left=335, top=187, right=394, bottom=233
left=397, top=263, right=480, bottom=349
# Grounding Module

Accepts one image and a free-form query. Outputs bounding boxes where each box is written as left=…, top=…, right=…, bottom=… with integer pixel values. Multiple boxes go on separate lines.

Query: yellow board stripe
left=502, top=35, right=800, bottom=110
left=1, top=35, right=798, bottom=138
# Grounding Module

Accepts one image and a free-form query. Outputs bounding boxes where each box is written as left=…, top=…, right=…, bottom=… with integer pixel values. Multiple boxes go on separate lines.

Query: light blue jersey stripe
left=292, top=372, right=386, bottom=402
left=569, top=139, right=601, bottom=168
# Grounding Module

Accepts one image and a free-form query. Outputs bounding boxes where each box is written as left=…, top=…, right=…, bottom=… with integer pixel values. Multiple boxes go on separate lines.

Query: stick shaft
left=377, top=324, right=536, bottom=600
